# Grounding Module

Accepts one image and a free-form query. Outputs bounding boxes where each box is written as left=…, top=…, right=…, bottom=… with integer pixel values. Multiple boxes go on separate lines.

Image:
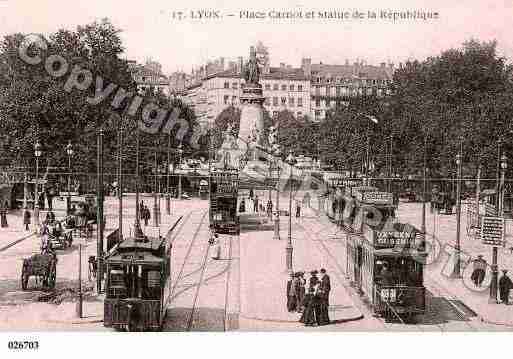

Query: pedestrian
left=299, top=285, right=318, bottom=326
left=254, top=195, right=259, bottom=212
left=143, top=205, right=150, bottom=226
left=471, top=255, right=487, bottom=287
left=139, top=201, right=145, bottom=220
left=286, top=272, right=298, bottom=312
left=297, top=272, right=306, bottom=313
left=499, top=270, right=513, bottom=305
left=211, top=234, right=221, bottom=260
left=249, top=188, right=254, bottom=199
left=47, top=187, right=54, bottom=211
left=266, top=200, right=273, bottom=216
left=296, top=201, right=301, bottom=218
left=317, top=268, right=331, bottom=325
left=309, top=270, right=319, bottom=288
left=23, top=209, right=31, bottom=231
left=0, top=204, right=7, bottom=228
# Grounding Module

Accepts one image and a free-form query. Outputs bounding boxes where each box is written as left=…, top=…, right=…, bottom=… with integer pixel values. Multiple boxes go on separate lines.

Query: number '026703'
left=7, top=341, right=39, bottom=350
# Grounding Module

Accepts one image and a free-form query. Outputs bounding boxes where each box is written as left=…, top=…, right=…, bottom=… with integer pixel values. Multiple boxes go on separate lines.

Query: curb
left=239, top=307, right=364, bottom=324
left=43, top=316, right=103, bottom=325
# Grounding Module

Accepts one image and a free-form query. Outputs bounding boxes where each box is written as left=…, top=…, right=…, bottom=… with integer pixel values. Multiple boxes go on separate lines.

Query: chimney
left=380, top=62, right=386, bottom=68
left=301, top=58, right=312, bottom=78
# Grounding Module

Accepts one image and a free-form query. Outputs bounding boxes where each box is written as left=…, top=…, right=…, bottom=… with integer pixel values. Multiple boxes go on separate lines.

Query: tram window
left=141, top=268, right=161, bottom=300
left=108, top=267, right=128, bottom=299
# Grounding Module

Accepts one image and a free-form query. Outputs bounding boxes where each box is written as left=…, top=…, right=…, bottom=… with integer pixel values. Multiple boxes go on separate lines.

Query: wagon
left=21, top=251, right=58, bottom=290
left=47, top=223, right=73, bottom=250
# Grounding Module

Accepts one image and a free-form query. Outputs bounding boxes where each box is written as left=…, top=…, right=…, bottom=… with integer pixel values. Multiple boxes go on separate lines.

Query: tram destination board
left=480, top=216, right=505, bottom=246
left=356, top=191, right=393, bottom=205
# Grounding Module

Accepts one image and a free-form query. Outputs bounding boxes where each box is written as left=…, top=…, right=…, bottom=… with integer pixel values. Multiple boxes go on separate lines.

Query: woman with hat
left=499, top=270, right=512, bottom=304
left=300, top=283, right=319, bottom=326
left=471, top=255, right=487, bottom=287
left=296, top=272, right=306, bottom=313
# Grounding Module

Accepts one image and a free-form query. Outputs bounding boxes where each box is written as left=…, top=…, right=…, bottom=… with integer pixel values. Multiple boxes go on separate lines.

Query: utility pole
left=421, top=136, right=427, bottom=237
left=96, top=128, right=104, bottom=293
left=153, top=139, right=159, bottom=227
left=166, top=134, right=171, bottom=215
left=134, top=127, right=143, bottom=238
left=451, top=140, right=463, bottom=278
left=118, top=122, right=123, bottom=243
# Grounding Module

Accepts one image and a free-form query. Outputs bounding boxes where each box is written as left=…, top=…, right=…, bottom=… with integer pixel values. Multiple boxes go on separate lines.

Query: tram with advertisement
left=210, top=169, right=240, bottom=234
left=103, top=231, right=174, bottom=332
left=345, top=188, right=426, bottom=319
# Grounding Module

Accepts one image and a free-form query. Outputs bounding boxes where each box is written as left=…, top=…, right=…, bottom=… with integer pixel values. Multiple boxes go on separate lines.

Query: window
left=297, top=98, right=303, bottom=107
left=273, top=111, right=279, bottom=118
left=224, top=82, right=229, bottom=89
left=289, top=97, right=294, bottom=106
left=265, top=84, right=271, bottom=90
left=273, top=84, right=279, bottom=90
left=297, top=112, right=302, bottom=118
left=315, top=110, right=321, bottom=117
left=281, top=97, right=287, bottom=105
left=273, top=97, right=278, bottom=106
left=289, top=84, right=294, bottom=91
left=224, top=95, right=229, bottom=105
left=298, top=85, right=303, bottom=92
left=232, top=96, right=237, bottom=104
left=315, top=86, right=320, bottom=95
left=265, top=97, right=270, bottom=105
left=315, top=99, right=320, bottom=107
left=281, top=84, right=287, bottom=91
left=336, top=87, right=341, bottom=96
left=232, top=82, right=238, bottom=89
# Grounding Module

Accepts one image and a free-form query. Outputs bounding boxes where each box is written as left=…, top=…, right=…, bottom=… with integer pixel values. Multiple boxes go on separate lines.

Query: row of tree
left=0, top=19, right=204, bottom=177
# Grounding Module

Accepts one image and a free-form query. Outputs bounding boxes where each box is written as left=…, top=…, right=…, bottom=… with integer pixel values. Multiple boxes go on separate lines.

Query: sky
left=1, top=0, right=512, bottom=74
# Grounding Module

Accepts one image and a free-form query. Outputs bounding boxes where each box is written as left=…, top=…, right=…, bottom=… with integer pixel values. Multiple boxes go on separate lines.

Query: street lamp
left=421, top=136, right=427, bottom=238
left=273, top=144, right=281, bottom=240
left=166, top=134, right=171, bottom=215
left=285, top=150, right=296, bottom=272
left=153, top=140, right=160, bottom=227
left=177, top=142, right=183, bottom=200
left=34, top=141, right=42, bottom=226
left=451, top=145, right=463, bottom=278
left=490, top=154, right=507, bottom=302
left=66, top=141, right=74, bottom=216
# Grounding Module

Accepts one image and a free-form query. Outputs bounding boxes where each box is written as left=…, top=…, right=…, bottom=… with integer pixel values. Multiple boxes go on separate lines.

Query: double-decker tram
left=346, top=188, right=427, bottom=319
left=103, top=233, right=172, bottom=331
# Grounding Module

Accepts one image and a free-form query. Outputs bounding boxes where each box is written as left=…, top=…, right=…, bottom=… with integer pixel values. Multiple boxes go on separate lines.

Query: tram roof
left=117, top=236, right=166, bottom=251
left=373, top=247, right=428, bottom=258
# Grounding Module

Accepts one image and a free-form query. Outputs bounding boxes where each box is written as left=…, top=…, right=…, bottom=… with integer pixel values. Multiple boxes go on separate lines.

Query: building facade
left=128, top=59, right=170, bottom=96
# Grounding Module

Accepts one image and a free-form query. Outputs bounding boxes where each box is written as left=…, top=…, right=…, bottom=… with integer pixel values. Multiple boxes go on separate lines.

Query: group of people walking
left=471, top=254, right=512, bottom=305
left=287, top=269, right=331, bottom=326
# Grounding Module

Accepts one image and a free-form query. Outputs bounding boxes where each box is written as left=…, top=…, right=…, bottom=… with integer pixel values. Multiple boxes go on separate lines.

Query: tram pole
left=166, top=134, right=171, bottom=215
left=490, top=154, right=507, bottom=303
left=134, top=126, right=143, bottom=238
left=118, top=122, right=123, bottom=243
left=96, top=128, right=104, bottom=293
left=153, top=139, right=159, bottom=227
left=421, top=136, right=427, bottom=237
left=451, top=141, right=463, bottom=278
left=77, top=243, right=83, bottom=318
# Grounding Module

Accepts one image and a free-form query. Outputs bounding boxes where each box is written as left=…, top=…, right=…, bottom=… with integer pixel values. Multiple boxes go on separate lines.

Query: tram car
left=346, top=188, right=426, bottom=319
left=199, top=179, right=209, bottom=200
left=210, top=169, right=240, bottom=234
left=103, top=233, right=172, bottom=331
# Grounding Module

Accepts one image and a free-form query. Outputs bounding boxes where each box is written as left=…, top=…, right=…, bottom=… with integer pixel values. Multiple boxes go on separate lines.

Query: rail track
left=165, top=210, right=235, bottom=331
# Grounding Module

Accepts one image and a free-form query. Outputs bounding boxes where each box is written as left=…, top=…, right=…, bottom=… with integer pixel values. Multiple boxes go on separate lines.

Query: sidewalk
left=397, top=202, right=513, bottom=327
left=239, top=223, right=363, bottom=325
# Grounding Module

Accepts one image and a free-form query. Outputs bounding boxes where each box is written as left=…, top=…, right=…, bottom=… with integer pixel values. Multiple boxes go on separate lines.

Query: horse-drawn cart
left=21, top=251, right=57, bottom=290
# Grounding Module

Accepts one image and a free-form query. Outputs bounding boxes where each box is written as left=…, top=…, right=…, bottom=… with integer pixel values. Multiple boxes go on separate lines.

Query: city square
left=1, top=1, right=513, bottom=343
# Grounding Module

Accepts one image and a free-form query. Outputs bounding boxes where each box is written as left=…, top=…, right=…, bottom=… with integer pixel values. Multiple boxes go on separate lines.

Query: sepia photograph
left=0, top=0, right=512, bottom=355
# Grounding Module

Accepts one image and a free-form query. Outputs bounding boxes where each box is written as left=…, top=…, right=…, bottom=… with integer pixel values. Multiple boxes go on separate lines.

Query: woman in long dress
left=300, top=284, right=319, bottom=326
left=316, top=285, right=330, bottom=326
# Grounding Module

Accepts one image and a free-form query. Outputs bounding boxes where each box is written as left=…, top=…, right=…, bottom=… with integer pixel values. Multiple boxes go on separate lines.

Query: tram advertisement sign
left=375, top=231, right=416, bottom=247
left=480, top=216, right=505, bottom=246
left=356, top=191, right=393, bottom=205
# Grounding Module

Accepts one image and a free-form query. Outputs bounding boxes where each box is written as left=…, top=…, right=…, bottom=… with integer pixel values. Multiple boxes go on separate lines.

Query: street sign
left=356, top=191, right=393, bottom=205
left=481, top=216, right=505, bottom=246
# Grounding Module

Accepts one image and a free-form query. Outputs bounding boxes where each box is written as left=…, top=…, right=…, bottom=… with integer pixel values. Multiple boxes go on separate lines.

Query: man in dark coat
left=296, top=202, right=301, bottom=218
left=471, top=255, right=487, bottom=287
left=316, top=268, right=331, bottom=325
left=23, top=210, right=31, bottom=231
left=286, top=272, right=298, bottom=312
left=320, top=268, right=331, bottom=306
left=309, top=270, right=319, bottom=289
left=499, top=270, right=513, bottom=305
left=254, top=195, right=259, bottom=212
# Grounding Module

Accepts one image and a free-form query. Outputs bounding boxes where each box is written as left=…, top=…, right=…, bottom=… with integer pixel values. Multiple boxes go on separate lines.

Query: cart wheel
left=21, top=272, right=29, bottom=290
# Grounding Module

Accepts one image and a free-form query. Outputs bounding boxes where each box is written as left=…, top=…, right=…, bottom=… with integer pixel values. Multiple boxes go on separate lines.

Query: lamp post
left=153, top=140, right=160, bottom=227
left=475, top=162, right=482, bottom=209
left=285, top=150, right=296, bottom=272
left=66, top=141, right=74, bottom=216
left=166, top=134, right=171, bottom=215
left=34, top=141, right=42, bottom=226
left=451, top=143, right=463, bottom=278
left=177, top=142, right=183, bottom=200
left=421, top=136, right=427, bottom=238
left=273, top=145, right=281, bottom=240
left=490, top=154, right=507, bottom=302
